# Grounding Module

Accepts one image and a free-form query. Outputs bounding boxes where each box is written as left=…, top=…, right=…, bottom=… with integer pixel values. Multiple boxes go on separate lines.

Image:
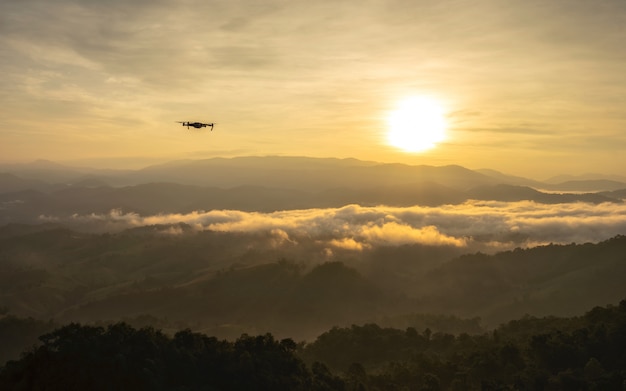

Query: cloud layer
left=46, top=200, right=626, bottom=253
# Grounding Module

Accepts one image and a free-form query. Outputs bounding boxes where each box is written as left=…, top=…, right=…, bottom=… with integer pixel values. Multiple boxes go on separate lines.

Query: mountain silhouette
left=2, top=157, right=623, bottom=227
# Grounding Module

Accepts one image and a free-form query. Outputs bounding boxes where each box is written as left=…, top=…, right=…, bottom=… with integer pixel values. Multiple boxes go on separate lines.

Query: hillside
left=1, top=225, right=625, bottom=341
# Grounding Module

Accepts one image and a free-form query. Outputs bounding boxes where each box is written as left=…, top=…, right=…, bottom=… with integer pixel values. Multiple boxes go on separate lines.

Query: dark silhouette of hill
left=479, top=168, right=626, bottom=192
left=475, top=168, right=547, bottom=187
left=546, top=172, right=626, bottom=184
left=3, top=156, right=497, bottom=192
left=55, top=260, right=398, bottom=341
left=540, top=179, right=626, bottom=192
left=0, top=223, right=66, bottom=239
left=123, top=157, right=497, bottom=192
left=4, top=157, right=625, bottom=197
left=0, top=173, right=54, bottom=193
left=466, top=184, right=619, bottom=204
left=416, top=235, right=626, bottom=325
left=601, top=188, right=626, bottom=199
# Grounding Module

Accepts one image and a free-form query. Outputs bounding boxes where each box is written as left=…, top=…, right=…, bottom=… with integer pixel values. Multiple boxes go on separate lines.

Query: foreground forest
left=1, top=299, right=626, bottom=390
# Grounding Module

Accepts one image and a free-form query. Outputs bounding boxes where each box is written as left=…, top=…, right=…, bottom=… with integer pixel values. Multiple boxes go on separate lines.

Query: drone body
left=177, top=121, right=214, bottom=130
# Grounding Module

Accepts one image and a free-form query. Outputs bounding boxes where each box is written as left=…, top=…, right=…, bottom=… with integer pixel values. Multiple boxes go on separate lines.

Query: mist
left=40, top=200, right=626, bottom=254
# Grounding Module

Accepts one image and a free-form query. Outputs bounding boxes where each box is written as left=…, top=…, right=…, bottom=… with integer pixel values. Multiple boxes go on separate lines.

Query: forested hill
left=300, top=299, right=626, bottom=390
left=413, top=234, right=626, bottom=325
left=1, top=225, right=626, bottom=344
left=1, top=299, right=625, bottom=390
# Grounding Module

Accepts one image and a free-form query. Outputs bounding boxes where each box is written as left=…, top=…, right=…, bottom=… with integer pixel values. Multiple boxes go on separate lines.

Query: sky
left=1, top=0, right=625, bottom=179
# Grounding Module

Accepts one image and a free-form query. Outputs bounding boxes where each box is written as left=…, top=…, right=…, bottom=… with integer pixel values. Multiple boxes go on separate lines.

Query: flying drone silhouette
left=176, top=121, right=215, bottom=130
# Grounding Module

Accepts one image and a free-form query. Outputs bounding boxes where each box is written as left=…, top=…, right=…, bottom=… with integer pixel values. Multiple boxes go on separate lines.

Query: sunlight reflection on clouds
left=55, top=200, right=626, bottom=253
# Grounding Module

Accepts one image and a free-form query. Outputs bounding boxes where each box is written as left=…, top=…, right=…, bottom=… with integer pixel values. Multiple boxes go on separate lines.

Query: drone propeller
left=174, top=121, right=216, bottom=130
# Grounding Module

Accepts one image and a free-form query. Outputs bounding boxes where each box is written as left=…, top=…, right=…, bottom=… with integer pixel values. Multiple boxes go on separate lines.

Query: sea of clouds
left=42, top=200, right=626, bottom=254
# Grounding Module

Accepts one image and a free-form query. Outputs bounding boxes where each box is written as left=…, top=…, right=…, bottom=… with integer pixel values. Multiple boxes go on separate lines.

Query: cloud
left=360, top=223, right=466, bottom=247
left=2, top=0, right=626, bottom=172
left=329, top=238, right=368, bottom=251
left=45, top=201, right=626, bottom=253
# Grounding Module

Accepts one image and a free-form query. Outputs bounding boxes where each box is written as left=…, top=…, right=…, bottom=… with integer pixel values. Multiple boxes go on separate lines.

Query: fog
left=41, top=200, right=626, bottom=253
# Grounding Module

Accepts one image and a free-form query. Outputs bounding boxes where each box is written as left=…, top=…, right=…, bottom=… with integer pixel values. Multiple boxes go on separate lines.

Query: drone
left=176, top=121, right=215, bottom=130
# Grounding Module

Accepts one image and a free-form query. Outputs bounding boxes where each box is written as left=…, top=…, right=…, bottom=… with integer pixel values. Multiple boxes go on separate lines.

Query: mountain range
left=3, top=156, right=626, bottom=191
left=1, top=156, right=626, bottom=357
left=1, top=157, right=624, bottom=227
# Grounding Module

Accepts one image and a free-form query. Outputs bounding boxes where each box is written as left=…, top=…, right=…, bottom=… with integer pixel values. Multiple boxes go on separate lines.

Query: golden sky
left=1, top=0, right=625, bottom=178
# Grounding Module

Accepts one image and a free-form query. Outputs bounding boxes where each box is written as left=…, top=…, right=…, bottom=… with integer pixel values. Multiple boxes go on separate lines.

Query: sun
left=386, top=96, right=448, bottom=152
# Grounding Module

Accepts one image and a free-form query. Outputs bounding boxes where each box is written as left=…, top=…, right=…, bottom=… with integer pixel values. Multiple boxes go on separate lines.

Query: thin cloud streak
left=46, top=200, right=626, bottom=253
